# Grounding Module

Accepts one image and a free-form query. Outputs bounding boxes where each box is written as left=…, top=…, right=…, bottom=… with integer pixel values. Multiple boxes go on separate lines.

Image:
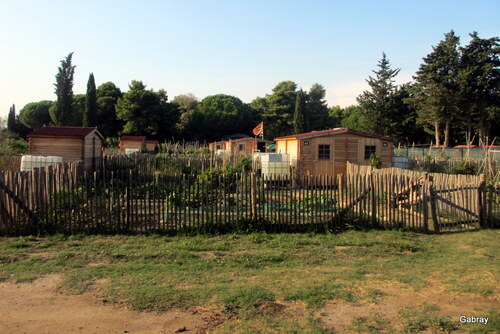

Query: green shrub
left=450, top=161, right=477, bottom=175
left=369, top=153, right=382, bottom=169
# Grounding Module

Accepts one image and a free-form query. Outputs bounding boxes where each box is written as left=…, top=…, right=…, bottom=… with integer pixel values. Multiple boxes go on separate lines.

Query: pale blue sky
left=1, top=0, right=499, bottom=119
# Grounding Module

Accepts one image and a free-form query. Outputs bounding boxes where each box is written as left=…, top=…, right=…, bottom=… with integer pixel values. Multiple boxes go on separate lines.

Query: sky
left=0, top=0, right=499, bottom=120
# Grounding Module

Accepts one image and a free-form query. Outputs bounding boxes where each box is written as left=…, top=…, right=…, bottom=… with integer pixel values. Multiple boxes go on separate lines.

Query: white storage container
left=125, top=148, right=140, bottom=155
left=20, top=155, right=63, bottom=171
left=254, top=153, right=291, bottom=177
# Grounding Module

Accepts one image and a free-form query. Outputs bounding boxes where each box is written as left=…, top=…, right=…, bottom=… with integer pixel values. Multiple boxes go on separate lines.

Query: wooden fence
left=1, top=161, right=499, bottom=236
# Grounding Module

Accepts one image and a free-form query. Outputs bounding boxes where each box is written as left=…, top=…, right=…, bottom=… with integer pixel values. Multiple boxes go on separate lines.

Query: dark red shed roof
left=146, top=140, right=159, bottom=144
left=275, top=128, right=396, bottom=142
left=28, top=126, right=102, bottom=139
left=121, top=135, right=146, bottom=142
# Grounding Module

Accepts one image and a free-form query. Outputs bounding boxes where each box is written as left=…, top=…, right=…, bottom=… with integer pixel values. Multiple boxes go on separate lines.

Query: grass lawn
left=0, top=229, right=498, bottom=333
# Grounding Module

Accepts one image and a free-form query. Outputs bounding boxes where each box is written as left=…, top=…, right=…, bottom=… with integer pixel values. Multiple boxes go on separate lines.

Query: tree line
left=4, top=30, right=499, bottom=147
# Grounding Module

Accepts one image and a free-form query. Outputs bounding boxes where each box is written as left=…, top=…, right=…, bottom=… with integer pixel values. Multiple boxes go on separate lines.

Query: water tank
left=393, top=156, right=410, bottom=169
left=21, top=155, right=63, bottom=171
left=254, top=153, right=290, bottom=177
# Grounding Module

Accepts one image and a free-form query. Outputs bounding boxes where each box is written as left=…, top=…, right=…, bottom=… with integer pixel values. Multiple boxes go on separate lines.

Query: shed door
left=313, top=139, right=335, bottom=177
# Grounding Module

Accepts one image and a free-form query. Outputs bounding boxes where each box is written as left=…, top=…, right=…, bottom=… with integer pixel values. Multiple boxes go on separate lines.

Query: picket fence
left=1, top=160, right=499, bottom=236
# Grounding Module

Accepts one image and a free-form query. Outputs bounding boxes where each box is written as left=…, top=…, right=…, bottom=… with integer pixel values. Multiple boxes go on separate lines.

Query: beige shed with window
left=274, top=128, right=395, bottom=178
left=28, top=126, right=104, bottom=170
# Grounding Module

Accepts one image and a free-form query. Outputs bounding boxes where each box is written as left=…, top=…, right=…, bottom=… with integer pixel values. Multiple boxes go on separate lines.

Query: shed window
left=239, top=144, right=245, bottom=151
left=318, top=145, right=330, bottom=160
left=364, top=145, right=376, bottom=160
left=216, top=145, right=221, bottom=150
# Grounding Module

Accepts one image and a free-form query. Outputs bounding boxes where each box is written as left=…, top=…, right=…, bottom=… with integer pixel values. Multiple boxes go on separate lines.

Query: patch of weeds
left=60, top=270, right=95, bottom=294
left=450, top=283, right=495, bottom=298
left=284, top=283, right=355, bottom=308
left=350, top=315, right=390, bottom=333
left=227, top=252, right=288, bottom=269
left=214, top=240, right=231, bottom=251
left=6, top=239, right=31, bottom=249
left=221, top=285, right=275, bottom=316
left=108, top=282, right=196, bottom=312
left=399, top=305, right=458, bottom=333
left=364, top=288, right=386, bottom=303
left=249, top=232, right=270, bottom=244
left=383, top=240, right=420, bottom=253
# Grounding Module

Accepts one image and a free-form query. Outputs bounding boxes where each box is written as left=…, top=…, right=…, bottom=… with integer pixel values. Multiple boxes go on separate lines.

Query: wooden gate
left=393, top=174, right=483, bottom=233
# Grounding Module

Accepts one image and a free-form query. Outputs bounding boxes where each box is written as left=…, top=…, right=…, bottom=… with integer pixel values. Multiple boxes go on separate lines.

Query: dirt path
left=0, top=275, right=218, bottom=334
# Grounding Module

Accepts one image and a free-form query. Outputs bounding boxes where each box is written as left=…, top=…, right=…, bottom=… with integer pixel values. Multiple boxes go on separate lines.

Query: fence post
left=250, top=172, right=257, bottom=222
left=370, top=172, right=376, bottom=226
left=428, top=175, right=440, bottom=233
left=478, top=174, right=485, bottom=228
left=422, top=173, right=429, bottom=233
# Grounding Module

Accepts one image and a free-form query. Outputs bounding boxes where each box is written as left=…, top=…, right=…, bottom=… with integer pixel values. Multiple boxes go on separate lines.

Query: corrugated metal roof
left=28, top=126, right=98, bottom=137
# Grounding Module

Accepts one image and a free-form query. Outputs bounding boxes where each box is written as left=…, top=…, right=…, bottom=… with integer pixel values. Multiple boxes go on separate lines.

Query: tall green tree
left=412, top=31, right=461, bottom=147
left=173, top=93, right=198, bottom=139
left=116, top=81, right=179, bottom=139
left=458, top=32, right=500, bottom=144
left=83, top=73, right=98, bottom=127
left=305, top=83, right=330, bottom=131
left=19, top=101, right=54, bottom=129
left=357, top=53, right=400, bottom=136
left=51, top=52, right=76, bottom=125
left=7, top=104, right=16, bottom=133
left=96, top=82, right=123, bottom=137
left=190, top=94, right=252, bottom=141
left=260, top=81, right=297, bottom=138
left=293, top=89, right=305, bottom=134
left=340, top=105, right=369, bottom=131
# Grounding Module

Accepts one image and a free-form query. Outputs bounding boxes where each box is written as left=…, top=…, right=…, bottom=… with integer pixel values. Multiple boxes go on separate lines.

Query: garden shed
left=228, top=138, right=273, bottom=155
left=208, top=140, right=228, bottom=152
left=146, top=140, right=159, bottom=151
left=28, top=126, right=104, bottom=170
left=209, top=138, right=273, bottom=155
left=274, top=128, right=395, bottom=178
left=119, top=135, right=146, bottom=154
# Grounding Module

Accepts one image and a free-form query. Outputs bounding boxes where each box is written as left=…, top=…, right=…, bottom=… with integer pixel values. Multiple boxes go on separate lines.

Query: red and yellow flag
left=252, top=122, right=263, bottom=136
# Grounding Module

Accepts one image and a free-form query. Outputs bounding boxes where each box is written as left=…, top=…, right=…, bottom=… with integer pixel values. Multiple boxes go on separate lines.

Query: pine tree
left=7, top=104, right=16, bottom=133
left=357, top=53, right=400, bottom=135
left=293, top=89, right=305, bottom=134
left=458, top=32, right=500, bottom=145
left=305, top=83, right=329, bottom=131
left=51, top=52, right=76, bottom=125
left=83, top=73, right=98, bottom=127
left=413, top=31, right=461, bottom=147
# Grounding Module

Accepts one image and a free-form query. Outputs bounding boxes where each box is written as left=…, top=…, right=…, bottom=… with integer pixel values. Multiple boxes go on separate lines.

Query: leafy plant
left=369, top=153, right=382, bottom=169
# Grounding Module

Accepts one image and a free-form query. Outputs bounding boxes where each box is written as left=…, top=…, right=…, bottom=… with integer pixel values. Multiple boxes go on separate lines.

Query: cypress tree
left=51, top=52, right=76, bottom=125
left=7, top=104, right=16, bottom=133
left=293, top=89, right=305, bottom=134
left=83, top=73, right=98, bottom=127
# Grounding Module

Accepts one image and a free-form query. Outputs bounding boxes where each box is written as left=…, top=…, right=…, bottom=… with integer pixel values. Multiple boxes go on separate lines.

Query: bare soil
left=0, top=276, right=497, bottom=333
left=317, top=280, right=499, bottom=333
left=0, top=275, right=223, bottom=334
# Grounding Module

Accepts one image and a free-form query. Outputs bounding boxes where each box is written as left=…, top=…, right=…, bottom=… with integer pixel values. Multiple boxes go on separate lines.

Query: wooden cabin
left=146, top=140, right=159, bottom=151
left=119, top=135, right=146, bottom=154
left=209, top=138, right=273, bottom=155
left=274, top=128, right=395, bottom=177
left=28, top=126, right=104, bottom=170
left=228, top=138, right=273, bottom=155
left=208, top=140, right=228, bottom=152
